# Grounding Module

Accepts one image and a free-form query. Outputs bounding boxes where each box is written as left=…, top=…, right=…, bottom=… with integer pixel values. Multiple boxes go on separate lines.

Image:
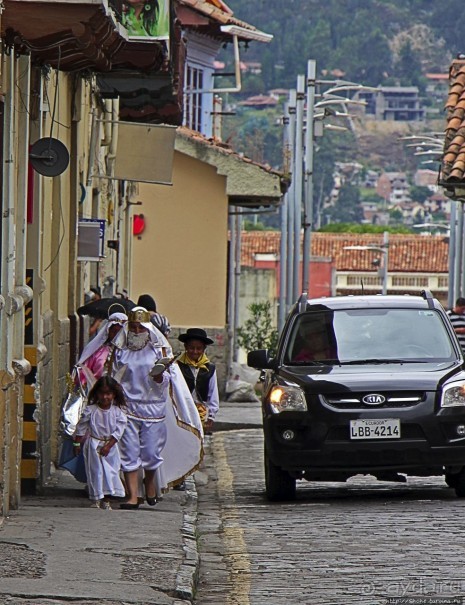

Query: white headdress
left=77, top=312, right=128, bottom=365
left=113, top=306, right=171, bottom=352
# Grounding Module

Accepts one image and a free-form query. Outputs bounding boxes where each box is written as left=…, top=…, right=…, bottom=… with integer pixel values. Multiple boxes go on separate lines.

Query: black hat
left=178, top=328, right=214, bottom=345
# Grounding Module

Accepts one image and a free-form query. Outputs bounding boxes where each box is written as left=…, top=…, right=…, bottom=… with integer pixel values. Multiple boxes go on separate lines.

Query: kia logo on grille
left=362, top=394, right=386, bottom=405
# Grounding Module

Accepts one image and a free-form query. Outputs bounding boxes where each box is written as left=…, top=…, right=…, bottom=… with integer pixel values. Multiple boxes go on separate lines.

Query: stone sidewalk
left=0, top=399, right=262, bottom=605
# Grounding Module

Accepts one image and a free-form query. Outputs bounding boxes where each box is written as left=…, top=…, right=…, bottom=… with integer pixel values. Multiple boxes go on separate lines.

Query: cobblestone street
left=195, top=429, right=465, bottom=605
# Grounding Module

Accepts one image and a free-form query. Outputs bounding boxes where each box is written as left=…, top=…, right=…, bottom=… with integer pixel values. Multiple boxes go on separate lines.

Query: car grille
left=321, top=391, right=425, bottom=409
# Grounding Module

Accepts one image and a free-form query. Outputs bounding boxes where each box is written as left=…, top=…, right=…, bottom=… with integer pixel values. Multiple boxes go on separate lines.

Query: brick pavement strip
left=194, top=429, right=465, bottom=605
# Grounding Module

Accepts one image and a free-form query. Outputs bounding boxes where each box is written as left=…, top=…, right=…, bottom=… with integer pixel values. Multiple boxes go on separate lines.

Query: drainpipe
left=1, top=51, right=16, bottom=371
left=187, top=35, right=242, bottom=95
left=455, top=203, right=463, bottom=297
left=448, top=201, right=456, bottom=308
left=227, top=213, right=236, bottom=376
left=233, top=213, right=242, bottom=363
left=13, top=54, right=33, bottom=367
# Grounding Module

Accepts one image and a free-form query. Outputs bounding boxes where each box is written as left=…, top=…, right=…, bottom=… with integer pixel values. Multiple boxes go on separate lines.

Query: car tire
left=264, top=449, right=296, bottom=502
left=445, top=473, right=460, bottom=489
left=453, top=469, right=465, bottom=497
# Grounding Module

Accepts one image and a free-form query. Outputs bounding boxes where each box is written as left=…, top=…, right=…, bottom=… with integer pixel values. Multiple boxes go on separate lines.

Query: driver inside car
left=292, top=321, right=337, bottom=362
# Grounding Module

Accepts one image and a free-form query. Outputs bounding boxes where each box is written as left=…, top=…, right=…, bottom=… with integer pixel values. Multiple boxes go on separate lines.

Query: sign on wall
left=78, top=219, right=106, bottom=262
left=121, top=0, right=170, bottom=41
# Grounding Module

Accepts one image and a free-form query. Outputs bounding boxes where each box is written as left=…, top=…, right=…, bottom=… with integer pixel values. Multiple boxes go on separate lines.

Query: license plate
left=350, top=418, right=400, bottom=440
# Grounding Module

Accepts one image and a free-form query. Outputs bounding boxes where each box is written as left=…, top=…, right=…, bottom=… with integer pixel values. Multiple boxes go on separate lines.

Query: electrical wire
left=43, top=45, right=66, bottom=272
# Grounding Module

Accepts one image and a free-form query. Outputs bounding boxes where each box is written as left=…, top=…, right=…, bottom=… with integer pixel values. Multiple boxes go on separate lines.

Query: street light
left=300, top=60, right=375, bottom=295
left=412, top=223, right=450, bottom=235
left=401, top=134, right=457, bottom=308
left=343, top=232, right=389, bottom=295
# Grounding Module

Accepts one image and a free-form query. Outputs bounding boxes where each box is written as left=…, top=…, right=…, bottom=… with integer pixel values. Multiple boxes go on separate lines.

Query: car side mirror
left=247, top=349, right=275, bottom=370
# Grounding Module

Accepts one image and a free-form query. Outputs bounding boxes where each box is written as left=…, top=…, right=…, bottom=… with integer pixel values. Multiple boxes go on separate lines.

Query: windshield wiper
left=339, top=358, right=427, bottom=365
left=287, top=360, right=325, bottom=366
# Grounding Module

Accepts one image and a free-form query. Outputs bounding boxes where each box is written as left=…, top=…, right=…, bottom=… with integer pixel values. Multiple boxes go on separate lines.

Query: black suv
left=248, top=291, right=465, bottom=501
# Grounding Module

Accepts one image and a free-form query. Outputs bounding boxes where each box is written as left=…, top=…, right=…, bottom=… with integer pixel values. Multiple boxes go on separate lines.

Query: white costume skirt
left=83, top=436, right=126, bottom=501
left=119, top=417, right=167, bottom=473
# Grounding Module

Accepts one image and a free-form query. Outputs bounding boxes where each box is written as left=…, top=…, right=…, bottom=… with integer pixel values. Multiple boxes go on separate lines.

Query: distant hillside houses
left=356, top=87, right=425, bottom=122
left=237, top=94, right=279, bottom=109
left=325, top=164, right=450, bottom=226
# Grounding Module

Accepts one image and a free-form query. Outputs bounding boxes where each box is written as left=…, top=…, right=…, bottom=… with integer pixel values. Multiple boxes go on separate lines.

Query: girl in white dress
left=73, top=376, right=128, bottom=509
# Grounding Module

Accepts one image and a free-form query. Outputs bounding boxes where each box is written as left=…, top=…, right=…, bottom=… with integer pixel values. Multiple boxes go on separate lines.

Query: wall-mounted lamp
left=133, top=214, right=145, bottom=237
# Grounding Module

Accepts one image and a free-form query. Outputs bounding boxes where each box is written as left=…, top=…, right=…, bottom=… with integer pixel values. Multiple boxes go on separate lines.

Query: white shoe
left=90, top=500, right=101, bottom=509
left=101, top=501, right=112, bottom=510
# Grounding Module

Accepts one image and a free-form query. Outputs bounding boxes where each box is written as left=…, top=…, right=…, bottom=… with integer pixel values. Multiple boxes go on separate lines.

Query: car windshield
left=284, top=307, right=458, bottom=365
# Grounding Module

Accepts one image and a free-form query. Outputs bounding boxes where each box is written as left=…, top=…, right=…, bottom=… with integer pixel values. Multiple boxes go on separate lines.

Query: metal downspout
left=1, top=51, right=16, bottom=369
left=227, top=213, right=236, bottom=376
left=448, top=201, right=456, bottom=308
left=233, top=214, right=242, bottom=363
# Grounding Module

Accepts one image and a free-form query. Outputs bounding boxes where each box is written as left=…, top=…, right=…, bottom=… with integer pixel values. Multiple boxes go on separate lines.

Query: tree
left=393, top=40, right=424, bottom=90
left=409, top=185, right=432, bottom=204
left=237, top=301, right=279, bottom=355
left=327, top=183, right=364, bottom=224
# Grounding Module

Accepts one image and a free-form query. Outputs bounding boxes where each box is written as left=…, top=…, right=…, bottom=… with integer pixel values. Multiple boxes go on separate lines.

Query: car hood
left=278, top=361, right=465, bottom=393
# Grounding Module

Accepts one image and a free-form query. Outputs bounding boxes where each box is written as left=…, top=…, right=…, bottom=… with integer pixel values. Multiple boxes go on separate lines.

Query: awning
left=2, top=0, right=127, bottom=71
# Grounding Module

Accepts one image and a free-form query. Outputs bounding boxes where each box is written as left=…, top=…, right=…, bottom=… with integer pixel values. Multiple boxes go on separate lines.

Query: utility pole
left=286, top=90, right=296, bottom=311
left=302, top=59, right=316, bottom=293
left=279, top=102, right=290, bottom=331
left=293, top=75, right=305, bottom=302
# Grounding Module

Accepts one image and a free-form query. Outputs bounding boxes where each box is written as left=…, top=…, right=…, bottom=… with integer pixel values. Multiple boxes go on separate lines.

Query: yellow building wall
left=132, top=151, right=228, bottom=328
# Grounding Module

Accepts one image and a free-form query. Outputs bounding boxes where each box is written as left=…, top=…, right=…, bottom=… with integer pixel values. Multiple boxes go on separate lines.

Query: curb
left=213, top=421, right=262, bottom=432
left=175, top=476, right=200, bottom=603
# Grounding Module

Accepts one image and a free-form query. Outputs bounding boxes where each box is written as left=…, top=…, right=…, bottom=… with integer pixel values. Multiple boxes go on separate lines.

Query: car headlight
left=267, top=385, right=307, bottom=413
left=442, top=381, right=465, bottom=407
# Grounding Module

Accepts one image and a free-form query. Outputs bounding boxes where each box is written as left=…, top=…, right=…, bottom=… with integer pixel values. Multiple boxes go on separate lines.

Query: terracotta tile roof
left=238, top=94, right=279, bottom=107
left=440, top=57, right=465, bottom=189
left=241, top=232, right=448, bottom=273
left=177, top=0, right=257, bottom=32
left=177, top=126, right=288, bottom=182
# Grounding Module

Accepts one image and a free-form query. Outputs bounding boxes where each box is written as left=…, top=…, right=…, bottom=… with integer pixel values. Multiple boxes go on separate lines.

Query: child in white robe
left=73, top=376, right=128, bottom=509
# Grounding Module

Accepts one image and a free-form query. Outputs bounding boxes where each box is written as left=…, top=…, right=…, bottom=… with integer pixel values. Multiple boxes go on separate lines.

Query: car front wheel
left=445, top=472, right=460, bottom=489
left=264, top=449, right=296, bottom=501
left=452, top=468, right=465, bottom=497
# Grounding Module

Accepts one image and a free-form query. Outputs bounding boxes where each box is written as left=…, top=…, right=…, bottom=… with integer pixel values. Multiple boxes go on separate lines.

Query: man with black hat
left=177, top=328, right=219, bottom=434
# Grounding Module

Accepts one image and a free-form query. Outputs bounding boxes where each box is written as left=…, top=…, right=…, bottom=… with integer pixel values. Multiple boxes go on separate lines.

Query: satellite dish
left=29, top=137, right=70, bottom=177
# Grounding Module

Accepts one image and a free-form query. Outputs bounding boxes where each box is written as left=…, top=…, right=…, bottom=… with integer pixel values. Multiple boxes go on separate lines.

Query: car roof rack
left=421, top=289, right=435, bottom=309
left=298, top=291, right=308, bottom=313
